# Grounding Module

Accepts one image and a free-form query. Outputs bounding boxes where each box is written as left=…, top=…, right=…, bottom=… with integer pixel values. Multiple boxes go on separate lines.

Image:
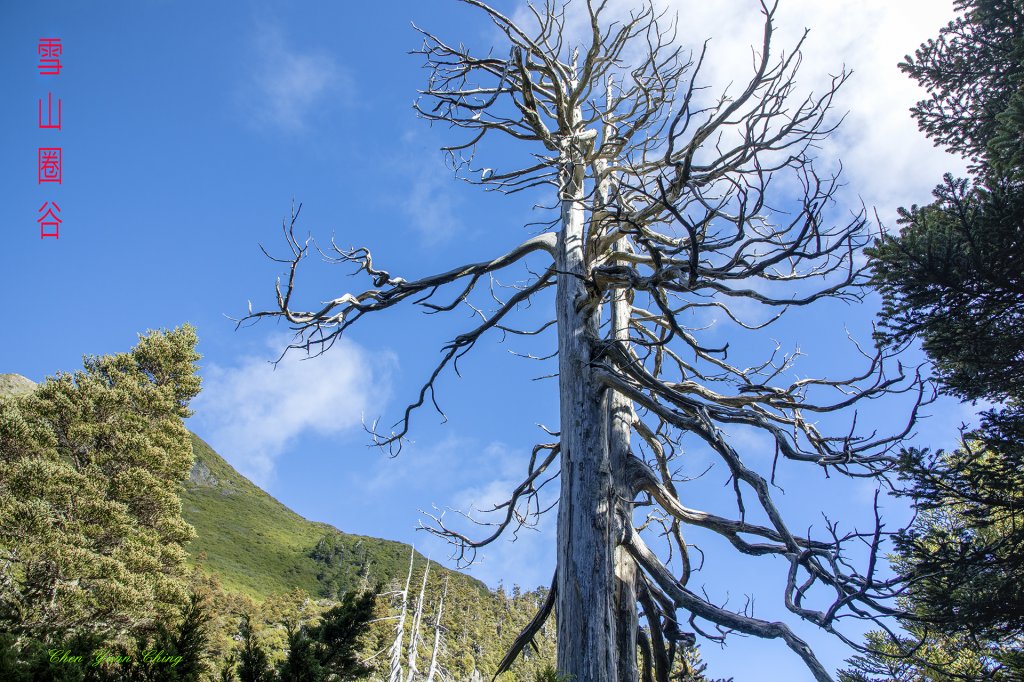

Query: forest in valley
left=2, top=0, right=1023, bottom=680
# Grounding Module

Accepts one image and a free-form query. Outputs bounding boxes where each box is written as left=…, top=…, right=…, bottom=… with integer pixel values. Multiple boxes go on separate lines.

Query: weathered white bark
left=406, top=560, right=431, bottom=682
left=389, top=547, right=416, bottom=682
left=607, top=210, right=638, bottom=682
left=426, top=575, right=448, bottom=682
left=252, top=7, right=913, bottom=682
left=596, top=78, right=639, bottom=682
left=609, top=305, right=638, bottom=682
left=555, top=102, right=618, bottom=682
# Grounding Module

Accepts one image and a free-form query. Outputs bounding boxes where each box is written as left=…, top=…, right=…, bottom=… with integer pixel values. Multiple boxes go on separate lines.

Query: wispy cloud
left=191, top=335, right=393, bottom=485
left=441, top=441, right=557, bottom=590
left=392, top=129, right=466, bottom=245
left=649, top=0, right=967, bottom=221
left=243, top=22, right=351, bottom=133
left=507, top=0, right=965, bottom=222
left=375, top=437, right=557, bottom=590
left=402, top=162, right=465, bottom=245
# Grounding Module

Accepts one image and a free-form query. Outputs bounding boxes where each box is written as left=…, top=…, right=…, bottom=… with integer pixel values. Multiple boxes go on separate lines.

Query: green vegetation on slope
left=180, top=433, right=560, bottom=680
left=181, top=433, right=488, bottom=602
left=2, top=370, right=724, bottom=681
left=0, top=328, right=200, bottom=641
left=181, top=433, right=323, bottom=599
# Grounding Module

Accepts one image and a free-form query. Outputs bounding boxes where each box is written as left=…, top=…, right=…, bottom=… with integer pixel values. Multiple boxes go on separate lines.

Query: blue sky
left=1, top=1, right=974, bottom=679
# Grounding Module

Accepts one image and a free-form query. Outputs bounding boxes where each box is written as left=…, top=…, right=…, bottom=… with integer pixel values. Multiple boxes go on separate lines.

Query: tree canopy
left=847, top=0, right=1024, bottom=676
left=276, top=587, right=378, bottom=682
left=869, top=175, right=1024, bottom=404
left=899, top=0, right=1024, bottom=166
left=0, top=326, right=201, bottom=641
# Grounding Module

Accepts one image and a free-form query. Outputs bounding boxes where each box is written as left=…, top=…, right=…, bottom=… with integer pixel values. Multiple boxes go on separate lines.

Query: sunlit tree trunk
left=407, top=560, right=431, bottom=682
left=251, top=4, right=929, bottom=681
left=555, top=104, right=619, bottom=681
left=426, top=576, right=447, bottom=682
left=390, top=548, right=415, bottom=682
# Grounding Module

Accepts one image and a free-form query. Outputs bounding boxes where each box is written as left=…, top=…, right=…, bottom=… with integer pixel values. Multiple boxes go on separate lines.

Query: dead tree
left=245, top=2, right=927, bottom=681
left=389, top=547, right=416, bottom=682
left=406, top=559, right=431, bottom=682
left=425, top=576, right=449, bottom=682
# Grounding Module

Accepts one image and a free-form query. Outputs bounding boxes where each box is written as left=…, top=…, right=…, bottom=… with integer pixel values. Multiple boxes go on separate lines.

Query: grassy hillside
left=183, top=434, right=555, bottom=681
left=0, top=374, right=485, bottom=602
left=182, top=433, right=488, bottom=600
left=181, top=433, right=327, bottom=598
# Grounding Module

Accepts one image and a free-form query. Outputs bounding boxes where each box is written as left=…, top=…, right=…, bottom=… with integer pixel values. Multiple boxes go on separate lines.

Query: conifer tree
left=315, top=588, right=377, bottom=681
left=866, top=0, right=1024, bottom=651
left=897, top=0, right=1024, bottom=166
left=0, top=326, right=201, bottom=641
left=843, top=2, right=1024, bottom=676
left=237, top=614, right=274, bottom=682
left=278, top=624, right=323, bottom=682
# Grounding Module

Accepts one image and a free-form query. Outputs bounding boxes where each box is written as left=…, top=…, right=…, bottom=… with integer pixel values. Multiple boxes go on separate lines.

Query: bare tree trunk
left=426, top=575, right=448, bottom=682
left=611, top=389, right=638, bottom=682
left=555, top=105, right=617, bottom=682
left=608, top=209, right=638, bottom=682
left=250, top=6, right=918, bottom=682
left=390, top=547, right=415, bottom=682
left=597, top=77, right=639, bottom=682
left=407, top=560, right=431, bottom=682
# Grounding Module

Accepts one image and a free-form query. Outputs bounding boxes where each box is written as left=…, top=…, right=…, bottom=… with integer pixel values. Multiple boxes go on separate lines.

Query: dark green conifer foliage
left=137, top=591, right=214, bottom=682
left=893, top=440, right=1024, bottom=641
left=313, top=588, right=376, bottom=680
left=899, top=0, right=1024, bottom=164
left=275, top=588, right=376, bottom=682
left=175, top=592, right=214, bottom=682
left=237, top=615, right=274, bottom=682
left=869, top=175, right=1024, bottom=404
left=221, top=654, right=239, bottom=682
left=853, top=0, right=1024, bottom=676
left=105, top=591, right=215, bottom=682
left=278, top=625, right=324, bottom=682
left=838, top=629, right=1007, bottom=682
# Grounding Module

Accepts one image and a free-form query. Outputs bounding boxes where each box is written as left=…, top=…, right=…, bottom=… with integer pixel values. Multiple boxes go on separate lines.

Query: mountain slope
left=0, top=374, right=484, bottom=602
left=182, top=433, right=328, bottom=598
left=182, top=432, right=488, bottom=600
left=0, top=373, right=36, bottom=398
left=178, top=437, right=557, bottom=681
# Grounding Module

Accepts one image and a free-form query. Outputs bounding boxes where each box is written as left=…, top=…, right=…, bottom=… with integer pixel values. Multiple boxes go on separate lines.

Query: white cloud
left=192, top=336, right=393, bottom=485
left=244, top=23, right=351, bottom=133
left=648, top=0, right=966, bottom=221
left=505, top=0, right=965, bottom=223
left=453, top=502, right=556, bottom=591
left=722, top=423, right=775, bottom=459
left=392, top=129, right=466, bottom=245
left=363, top=433, right=471, bottom=494
left=402, top=161, right=465, bottom=245
left=417, top=441, right=558, bottom=590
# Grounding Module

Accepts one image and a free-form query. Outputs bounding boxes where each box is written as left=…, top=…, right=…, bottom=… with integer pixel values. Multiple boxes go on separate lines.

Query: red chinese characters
left=37, top=38, right=64, bottom=239
left=38, top=38, right=62, bottom=75
left=38, top=148, right=61, bottom=184
left=38, top=92, right=62, bottom=130
left=38, top=201, right=62, bottom=239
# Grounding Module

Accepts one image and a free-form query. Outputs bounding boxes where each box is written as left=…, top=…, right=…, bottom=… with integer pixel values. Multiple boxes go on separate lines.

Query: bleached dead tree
left=389, top=548, right=416, bottom=682
left=425, top=576, right=449, bottom=682
left=383, top=553, right=449, bottom=682
left=406, top=560, right=431, bottom=682
left=246, top=2, right=928, bottom=681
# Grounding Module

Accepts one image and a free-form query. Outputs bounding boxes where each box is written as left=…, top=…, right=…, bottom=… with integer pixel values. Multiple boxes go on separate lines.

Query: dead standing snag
left=245, top=3, right=928, bottom=681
